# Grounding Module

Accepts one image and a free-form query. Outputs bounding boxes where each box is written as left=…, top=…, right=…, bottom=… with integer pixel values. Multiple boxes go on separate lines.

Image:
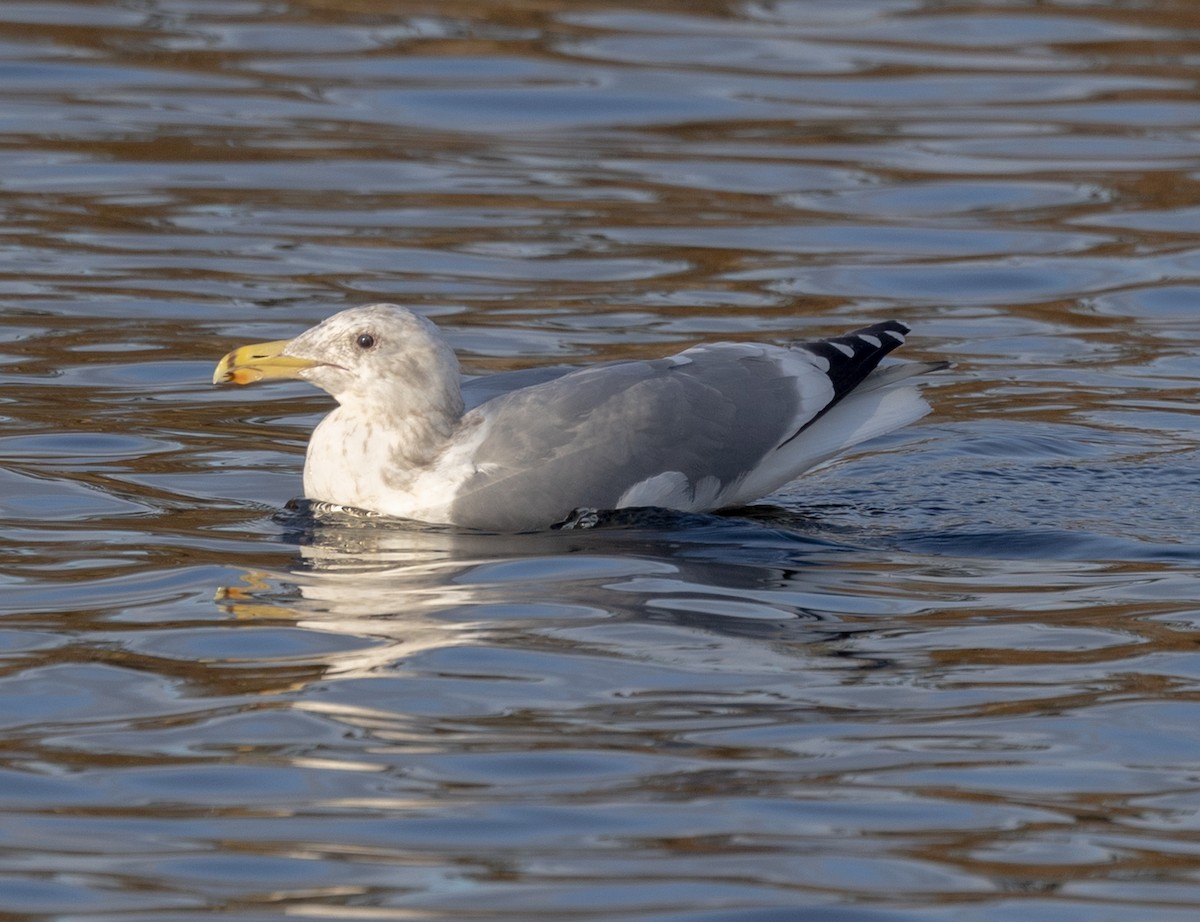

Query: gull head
left=213, top=304, right=464, bottom=417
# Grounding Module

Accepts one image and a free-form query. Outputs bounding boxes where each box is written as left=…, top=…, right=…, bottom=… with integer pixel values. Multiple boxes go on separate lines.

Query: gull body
left=214, top=304, right=941, bottom=531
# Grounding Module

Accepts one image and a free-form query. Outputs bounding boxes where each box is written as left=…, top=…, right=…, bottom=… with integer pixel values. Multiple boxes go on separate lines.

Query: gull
left=214, top=304, right=942, bottom=531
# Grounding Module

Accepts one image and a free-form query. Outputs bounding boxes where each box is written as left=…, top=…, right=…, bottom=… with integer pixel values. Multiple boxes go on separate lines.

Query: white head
left=214, top=303, right=465, bottom=423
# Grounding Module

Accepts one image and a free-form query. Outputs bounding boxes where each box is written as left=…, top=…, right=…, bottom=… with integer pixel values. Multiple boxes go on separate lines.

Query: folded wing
left=448, top=321, right=932, bottom=530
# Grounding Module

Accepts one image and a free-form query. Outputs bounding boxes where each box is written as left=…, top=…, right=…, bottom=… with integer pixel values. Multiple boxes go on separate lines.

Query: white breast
left=303, top=405, right=489, bottom=525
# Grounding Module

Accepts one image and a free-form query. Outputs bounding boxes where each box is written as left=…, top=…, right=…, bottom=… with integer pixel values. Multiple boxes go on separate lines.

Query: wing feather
left=446, top=324, right=934, bottom=530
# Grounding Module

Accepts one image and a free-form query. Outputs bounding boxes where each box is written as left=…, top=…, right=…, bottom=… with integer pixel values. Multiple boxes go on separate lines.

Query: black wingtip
left=777, top=320, right=919, bottom=449
left=799, top=320, right=912, bottom=387
left=849, top=319, right=911, bottom=343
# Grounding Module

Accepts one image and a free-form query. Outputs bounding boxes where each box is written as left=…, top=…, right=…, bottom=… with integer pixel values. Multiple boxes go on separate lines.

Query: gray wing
left=448, top=322, right=919, bottom=531
left=460, top=365, right=580, bottom=410
left=447, top=347, right=810, bottom=530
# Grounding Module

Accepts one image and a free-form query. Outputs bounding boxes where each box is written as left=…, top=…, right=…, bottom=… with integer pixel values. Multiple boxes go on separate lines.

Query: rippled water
left=3, top=1, right=1200, bottom=919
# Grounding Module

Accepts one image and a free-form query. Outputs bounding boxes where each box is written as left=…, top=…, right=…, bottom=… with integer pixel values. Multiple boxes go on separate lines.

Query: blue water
left=2, top=1, right=1200, bottom=919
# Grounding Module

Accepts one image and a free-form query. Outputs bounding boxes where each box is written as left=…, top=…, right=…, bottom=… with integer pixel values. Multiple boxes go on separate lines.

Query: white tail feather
left=724, top=379, right=932, bottom=506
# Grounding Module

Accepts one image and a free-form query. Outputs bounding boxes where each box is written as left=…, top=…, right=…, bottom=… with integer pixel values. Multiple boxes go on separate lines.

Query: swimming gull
left=213, top=304, right=942, bottom=531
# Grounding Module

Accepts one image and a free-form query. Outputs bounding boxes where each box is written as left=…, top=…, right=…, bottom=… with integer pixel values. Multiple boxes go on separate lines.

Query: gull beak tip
left=212, top=353, right=233, bottom=386
left=211, top=338, right=312, bottom=386
left=212, top=351, right=257, bottom=386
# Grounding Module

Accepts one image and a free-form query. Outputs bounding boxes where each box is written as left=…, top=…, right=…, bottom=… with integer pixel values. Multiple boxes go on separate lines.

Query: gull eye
left=355, top=332, right=376, bottom=350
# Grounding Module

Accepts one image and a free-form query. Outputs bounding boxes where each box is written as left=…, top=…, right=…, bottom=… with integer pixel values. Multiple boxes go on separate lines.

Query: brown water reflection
left=3, top=0, right=1200, bottom=919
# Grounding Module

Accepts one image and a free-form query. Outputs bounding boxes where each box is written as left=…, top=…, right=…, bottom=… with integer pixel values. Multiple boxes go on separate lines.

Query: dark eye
left=355, top=333, right=376, bottom=350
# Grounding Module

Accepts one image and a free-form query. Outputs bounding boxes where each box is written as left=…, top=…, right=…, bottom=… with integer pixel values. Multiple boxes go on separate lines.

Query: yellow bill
left=212, top=339, right=319, bottom=385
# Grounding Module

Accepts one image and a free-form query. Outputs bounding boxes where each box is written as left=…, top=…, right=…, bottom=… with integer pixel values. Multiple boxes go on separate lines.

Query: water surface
left=2, top=1, right=1200, bottom=919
